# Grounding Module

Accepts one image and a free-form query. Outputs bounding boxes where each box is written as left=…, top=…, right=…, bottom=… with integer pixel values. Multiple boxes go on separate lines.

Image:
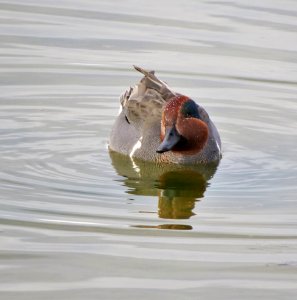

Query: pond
left=0, top=1, right=296, bottom=299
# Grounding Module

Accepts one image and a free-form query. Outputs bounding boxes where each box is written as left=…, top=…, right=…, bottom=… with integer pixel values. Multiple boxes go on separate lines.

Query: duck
left=109, top=66, right=221, bottom=165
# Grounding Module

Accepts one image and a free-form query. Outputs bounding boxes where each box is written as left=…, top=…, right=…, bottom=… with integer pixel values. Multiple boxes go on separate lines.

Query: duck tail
left=133, top=65, right=176, bottom=101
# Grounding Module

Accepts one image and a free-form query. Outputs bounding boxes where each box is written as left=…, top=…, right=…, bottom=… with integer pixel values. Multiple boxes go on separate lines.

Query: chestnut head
left=157, top=96, right=209, bottom=155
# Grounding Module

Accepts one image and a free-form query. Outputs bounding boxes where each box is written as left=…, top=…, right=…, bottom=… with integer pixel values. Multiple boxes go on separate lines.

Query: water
left=0, top=0, right=297, bottom=299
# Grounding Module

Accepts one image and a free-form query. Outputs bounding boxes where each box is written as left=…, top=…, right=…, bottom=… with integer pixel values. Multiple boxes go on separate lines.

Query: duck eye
left=125, top=115, right=130, bottom=124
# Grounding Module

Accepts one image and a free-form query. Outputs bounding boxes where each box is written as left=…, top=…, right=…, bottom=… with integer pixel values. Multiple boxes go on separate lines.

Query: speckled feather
left=120, top=66, right=176, bottom=126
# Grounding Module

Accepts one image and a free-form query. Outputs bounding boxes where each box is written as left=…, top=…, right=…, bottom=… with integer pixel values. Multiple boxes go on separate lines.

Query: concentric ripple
left=0, top=0, right=297, bottom=299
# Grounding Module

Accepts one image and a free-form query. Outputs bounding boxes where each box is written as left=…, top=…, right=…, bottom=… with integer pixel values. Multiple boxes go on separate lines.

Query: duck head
left=157, top=96, right=209, bottom=155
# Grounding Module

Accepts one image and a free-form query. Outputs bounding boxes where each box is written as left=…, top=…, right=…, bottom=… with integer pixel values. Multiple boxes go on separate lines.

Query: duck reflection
left=109, top=150, right=218, bottom=226
left=157, top=170, right=206, bottom=219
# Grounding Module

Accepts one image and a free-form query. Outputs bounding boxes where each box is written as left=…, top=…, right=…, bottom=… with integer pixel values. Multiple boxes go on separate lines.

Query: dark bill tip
left=156, top=126, right=181, bottom=154
left=156, top=146, right=169, bottom=153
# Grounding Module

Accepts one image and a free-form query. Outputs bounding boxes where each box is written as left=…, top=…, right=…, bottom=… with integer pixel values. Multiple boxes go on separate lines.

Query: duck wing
left=120, top=66, right=176, bottom=127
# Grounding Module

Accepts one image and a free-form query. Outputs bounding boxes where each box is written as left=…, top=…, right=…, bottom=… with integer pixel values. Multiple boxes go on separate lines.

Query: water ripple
left=0, top=1, right=297, bottom=298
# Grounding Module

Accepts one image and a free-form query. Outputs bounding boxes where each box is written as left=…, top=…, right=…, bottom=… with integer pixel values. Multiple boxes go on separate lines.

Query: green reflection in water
left=109, top=150, right=218, bottom=229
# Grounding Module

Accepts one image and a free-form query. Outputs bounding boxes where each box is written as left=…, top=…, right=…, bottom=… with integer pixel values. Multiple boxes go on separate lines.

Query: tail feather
left=119, top=66, right=177, bottom=127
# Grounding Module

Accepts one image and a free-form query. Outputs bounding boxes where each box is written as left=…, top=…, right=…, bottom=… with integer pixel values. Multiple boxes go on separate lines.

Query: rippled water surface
left=1, top=0, right=297, bottom=299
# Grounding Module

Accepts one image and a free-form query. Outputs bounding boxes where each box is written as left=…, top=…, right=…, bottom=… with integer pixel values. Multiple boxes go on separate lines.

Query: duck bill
left=157, top=126, right=181, bottom=153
